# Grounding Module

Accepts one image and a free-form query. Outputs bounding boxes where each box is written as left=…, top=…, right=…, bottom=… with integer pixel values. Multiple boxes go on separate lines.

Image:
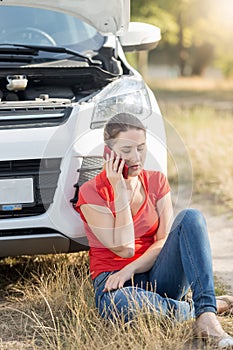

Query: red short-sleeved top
left=75, top=169, right=170, bottom=279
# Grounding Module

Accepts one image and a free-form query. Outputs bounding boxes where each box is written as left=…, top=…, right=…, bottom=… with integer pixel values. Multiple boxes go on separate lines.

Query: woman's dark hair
left=104, top=113, right=146, bottom=147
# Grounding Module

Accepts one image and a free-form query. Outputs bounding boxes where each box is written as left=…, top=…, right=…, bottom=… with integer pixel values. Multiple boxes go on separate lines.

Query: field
left=0, top=78, right=233, bottom=349
left=152, top=78, right=233, bottom=214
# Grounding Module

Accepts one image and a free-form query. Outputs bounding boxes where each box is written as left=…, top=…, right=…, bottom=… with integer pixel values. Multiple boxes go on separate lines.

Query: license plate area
left=0, top=178, right=34, bottom=206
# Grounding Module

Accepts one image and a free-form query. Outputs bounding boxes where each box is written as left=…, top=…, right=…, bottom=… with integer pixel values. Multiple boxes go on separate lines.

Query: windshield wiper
left=0, top=44, right=98, bottom=65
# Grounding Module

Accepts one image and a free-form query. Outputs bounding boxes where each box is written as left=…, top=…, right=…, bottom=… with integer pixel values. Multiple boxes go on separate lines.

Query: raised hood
left=0, top=0, right=130, bottom=35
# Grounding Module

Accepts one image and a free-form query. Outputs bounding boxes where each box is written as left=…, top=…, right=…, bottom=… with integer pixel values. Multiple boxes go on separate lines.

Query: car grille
left=0, top=227, right=58, bottom=237
left=71, top=156, right=103, bottom=205
left=0, top=102, right=72, bottom=129
left=0, top=158, right=61, bottom=218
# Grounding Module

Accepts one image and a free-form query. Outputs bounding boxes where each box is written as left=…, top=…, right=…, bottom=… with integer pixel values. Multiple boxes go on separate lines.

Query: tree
left=131, top=0, right=203, bottom=76
left=131, top=0, right=233, bottom=77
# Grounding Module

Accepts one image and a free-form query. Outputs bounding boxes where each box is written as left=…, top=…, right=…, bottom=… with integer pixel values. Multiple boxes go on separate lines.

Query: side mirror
left=119, top=22, right=161, bottom=52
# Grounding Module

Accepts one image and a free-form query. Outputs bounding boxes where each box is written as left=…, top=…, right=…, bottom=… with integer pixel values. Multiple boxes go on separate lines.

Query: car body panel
left=0, top=2, right=167, bottom=257
left=0, top=0, right=130, bottom=35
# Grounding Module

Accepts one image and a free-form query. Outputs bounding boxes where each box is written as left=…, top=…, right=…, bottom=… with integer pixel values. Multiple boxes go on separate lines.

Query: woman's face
left=112, top=129, right=147, bottom=177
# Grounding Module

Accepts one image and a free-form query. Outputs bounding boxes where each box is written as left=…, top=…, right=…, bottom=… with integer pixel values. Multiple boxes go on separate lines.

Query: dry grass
left=0, top=253, right=232, bottom=350
left=150, top=78, right=233, bottom=213
left=148, top=77, right=233, bottom=92
left=165, top=106, right=233, bottom=212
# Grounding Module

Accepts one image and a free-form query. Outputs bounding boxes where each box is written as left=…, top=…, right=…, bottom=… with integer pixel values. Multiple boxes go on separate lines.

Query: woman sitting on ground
left=76, top=113, right=233, bottom=348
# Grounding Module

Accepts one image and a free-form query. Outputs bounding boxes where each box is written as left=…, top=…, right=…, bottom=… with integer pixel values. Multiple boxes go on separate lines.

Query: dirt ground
left=172, top=183, right=233, bottom=293
left=208, top=212, right=233, bottom=292
left=187, top=195, right=233, bottom=292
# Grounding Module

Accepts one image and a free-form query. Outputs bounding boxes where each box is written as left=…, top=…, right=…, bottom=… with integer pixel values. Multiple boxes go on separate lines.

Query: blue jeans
left=93, top=209, right=217, bottom=323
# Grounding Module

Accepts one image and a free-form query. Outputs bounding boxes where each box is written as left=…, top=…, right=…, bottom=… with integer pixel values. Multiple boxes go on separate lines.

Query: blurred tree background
left=130, top=0, right=233, bottom=77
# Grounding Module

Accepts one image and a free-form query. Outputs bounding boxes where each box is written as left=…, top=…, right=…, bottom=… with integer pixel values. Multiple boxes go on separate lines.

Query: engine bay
left=0, top=64, right=118, bottom=103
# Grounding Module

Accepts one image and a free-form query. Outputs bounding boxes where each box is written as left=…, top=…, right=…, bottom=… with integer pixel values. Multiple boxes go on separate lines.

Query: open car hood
left=0, top=0, right=130, bottom=35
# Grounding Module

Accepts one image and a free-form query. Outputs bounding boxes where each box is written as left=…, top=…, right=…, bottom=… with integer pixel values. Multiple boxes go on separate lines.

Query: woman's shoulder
left=79, top=171, right=105, bottom=196
left=76, top=171, right=109, bottom=210
left=79, top=175, right=97, bottom=192
left=78, top=170, right=113, bottom=203
left=141, top=169, right=168, bottom=183
left=141, top=169, right=170, bottom=200
left=76, top=176, right=98, bottom=207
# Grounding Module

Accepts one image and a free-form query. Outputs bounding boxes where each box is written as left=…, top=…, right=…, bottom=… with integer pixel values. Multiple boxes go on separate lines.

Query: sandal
left=216, top=295, right=233, bottom=315
left=194, top=311, right=233, bottom=348
left=217, top=334, right=233, bottom=349
left=194, top=327, right=233, bottom=349
left=204, top=333, right=233, bottom=349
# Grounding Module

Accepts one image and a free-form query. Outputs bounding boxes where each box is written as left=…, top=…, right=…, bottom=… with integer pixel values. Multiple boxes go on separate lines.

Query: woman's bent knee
left=173, top=209, right=206, bottom=232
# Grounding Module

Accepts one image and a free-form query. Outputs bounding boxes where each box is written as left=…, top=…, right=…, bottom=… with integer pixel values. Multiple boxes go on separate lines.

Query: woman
left=76, top=113, right=233, bottom=348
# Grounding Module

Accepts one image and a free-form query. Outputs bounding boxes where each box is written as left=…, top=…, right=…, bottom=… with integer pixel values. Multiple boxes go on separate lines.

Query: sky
left=211, top=0, right=233, bottom=30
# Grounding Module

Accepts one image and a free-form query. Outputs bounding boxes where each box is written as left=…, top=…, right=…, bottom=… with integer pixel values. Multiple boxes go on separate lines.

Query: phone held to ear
left=103, top=145, right=129, bottom=179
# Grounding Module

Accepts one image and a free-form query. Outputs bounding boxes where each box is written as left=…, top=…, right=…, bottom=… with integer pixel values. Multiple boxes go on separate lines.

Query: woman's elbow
left=114, top=246, right=135, bottom=258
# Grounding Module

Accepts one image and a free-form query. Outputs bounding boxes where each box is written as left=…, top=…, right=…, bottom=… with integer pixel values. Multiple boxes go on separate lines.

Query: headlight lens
left=91, top=76, right=152, bottom=129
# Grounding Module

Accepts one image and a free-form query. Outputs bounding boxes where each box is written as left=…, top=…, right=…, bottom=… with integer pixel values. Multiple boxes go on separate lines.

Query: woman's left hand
left=103, top=267, right=134, bottom=292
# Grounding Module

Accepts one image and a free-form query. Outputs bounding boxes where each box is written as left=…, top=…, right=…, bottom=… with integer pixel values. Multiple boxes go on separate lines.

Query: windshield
left=0, top=6, right=105, bottom=54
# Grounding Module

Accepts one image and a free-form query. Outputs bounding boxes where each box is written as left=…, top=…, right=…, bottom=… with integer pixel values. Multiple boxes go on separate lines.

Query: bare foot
left=195, top=312, right=233, bottom=349
left=216, top=295, right=233, bottom=314
left=195, top=312, right=225, bottom=337
left=217, top=299, right=229, bottom=314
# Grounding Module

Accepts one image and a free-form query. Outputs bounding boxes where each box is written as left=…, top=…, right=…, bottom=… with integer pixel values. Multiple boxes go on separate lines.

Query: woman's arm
left=128, top=191, right=173, bottom=273
left=102, top=192, right=173, bottom=291
left=80, top=199, right=135, bottom=258
left=80, top=152, right=135, bottom=258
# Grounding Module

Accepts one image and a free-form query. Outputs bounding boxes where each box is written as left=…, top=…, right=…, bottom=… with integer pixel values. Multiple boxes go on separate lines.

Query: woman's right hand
left=105, top=151, right=127, bottom=193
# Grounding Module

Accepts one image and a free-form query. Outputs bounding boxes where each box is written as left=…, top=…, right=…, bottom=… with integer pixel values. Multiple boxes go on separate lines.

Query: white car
left=0, top=0, right=167, bottom=257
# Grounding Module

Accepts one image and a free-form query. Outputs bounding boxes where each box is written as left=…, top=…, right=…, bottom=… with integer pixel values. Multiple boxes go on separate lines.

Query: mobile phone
left=103, top=145, right=129, bottom=179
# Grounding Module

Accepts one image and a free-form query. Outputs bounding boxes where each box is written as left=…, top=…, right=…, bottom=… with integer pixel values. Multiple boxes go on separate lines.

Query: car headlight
left=91, top=76, right=152, bottom=129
